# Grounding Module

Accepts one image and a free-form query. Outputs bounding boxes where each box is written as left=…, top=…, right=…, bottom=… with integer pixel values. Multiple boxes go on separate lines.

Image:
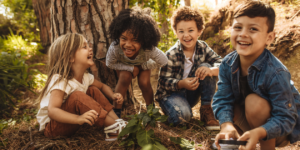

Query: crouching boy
left=212, top=1, right=300, bottom=149
left=155, top=6, right=222, bottom=130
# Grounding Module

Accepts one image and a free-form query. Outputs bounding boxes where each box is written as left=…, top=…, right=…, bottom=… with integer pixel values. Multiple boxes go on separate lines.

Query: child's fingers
left=190, top=77, right=198, bottom=83
left=87, top=111, right=98, bottom=121
left=214, top=133, right=225, bottom=149
left=191, top=82, right=199, bottom=90
left=88, top=110, right=99, bottom=116
left=116, top=100, right=122, bottom=104
left=85, top=115, right=96, bottom=125
left=200, top=69, right=207, bottom=78
left=85, top=118, right=93, bottom=126
left=200, top=73, right=208, bottom=80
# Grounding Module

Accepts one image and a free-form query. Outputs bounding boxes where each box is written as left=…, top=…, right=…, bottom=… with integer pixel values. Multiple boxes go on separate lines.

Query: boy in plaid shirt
left=155, top=6, right=222, bottom=130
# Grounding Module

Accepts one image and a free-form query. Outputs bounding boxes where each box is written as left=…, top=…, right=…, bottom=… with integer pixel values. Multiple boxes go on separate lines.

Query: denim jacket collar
left=227, top=49, right=268, bottom=72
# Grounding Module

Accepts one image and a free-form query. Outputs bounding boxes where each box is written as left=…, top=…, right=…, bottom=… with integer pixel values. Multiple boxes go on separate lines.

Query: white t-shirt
left=36, top=73, right=94, bottom=131
left=182, top=50, right=195, bottom=79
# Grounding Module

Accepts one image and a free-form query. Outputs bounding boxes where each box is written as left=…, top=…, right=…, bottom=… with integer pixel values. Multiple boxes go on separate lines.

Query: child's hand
left=77, top=110, right=98, bottom=126
left=195, top=66, right=213, bottom=80
left=214, top=122, right=240, bottom=150
left=112, top=93, right=124, bottom=104
left=132, top=66, right=140, bottom=78
left=238, top=128, right=265, bottom=150
left=179, top=77, right=199, bottom=90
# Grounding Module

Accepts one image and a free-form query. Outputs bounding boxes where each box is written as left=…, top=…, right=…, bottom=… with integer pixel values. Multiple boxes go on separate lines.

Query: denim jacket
left=212, top=49, right=300, bottom=143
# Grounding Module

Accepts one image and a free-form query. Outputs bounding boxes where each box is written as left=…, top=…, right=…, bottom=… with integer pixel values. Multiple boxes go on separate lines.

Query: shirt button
left=288, top=103, right=292, bottom=107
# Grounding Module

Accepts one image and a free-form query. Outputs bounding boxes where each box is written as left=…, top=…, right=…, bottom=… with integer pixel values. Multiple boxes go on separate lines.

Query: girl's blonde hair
left=37, top=33, right=85, bottom=103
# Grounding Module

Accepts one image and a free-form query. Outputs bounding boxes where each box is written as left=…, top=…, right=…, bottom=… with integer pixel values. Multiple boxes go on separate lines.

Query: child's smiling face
left=72, top=39, right=94, bottom=68
left=231, top=16, right=275, bottom=58
left=119, top=30, right=141, bottom=59
left=175, top=20, right=202, bottom=51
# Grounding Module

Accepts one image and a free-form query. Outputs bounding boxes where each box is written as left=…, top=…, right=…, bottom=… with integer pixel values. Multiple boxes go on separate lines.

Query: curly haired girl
left=106, top=6, right=168, bottom=117
left=36, top=33, right=127, bottom=141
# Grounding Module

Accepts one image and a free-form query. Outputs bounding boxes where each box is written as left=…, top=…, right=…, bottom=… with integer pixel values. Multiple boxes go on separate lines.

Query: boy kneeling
left=155, top=6, right=222, bottom=130
left=212, top=1, right=300, bottom=149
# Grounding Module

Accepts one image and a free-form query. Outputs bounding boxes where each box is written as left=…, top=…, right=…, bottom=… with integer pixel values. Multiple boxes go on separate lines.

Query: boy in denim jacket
left=212, top=1, right=300, bottom=149
left=155, top=6, right=222, bottom=130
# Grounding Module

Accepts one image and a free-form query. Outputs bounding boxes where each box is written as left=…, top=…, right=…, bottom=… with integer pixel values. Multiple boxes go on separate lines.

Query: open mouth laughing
left=124, top=48, right=135, bottom=56
left=184, top=39, right=192, bottom=42
left=87, top=53, right=93, bottom=59
left=237, top=41, right=251, bottom=46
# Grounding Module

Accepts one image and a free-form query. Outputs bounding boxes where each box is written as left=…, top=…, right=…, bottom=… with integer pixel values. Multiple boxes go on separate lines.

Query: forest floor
left=0, top=56, right=299, bottom=149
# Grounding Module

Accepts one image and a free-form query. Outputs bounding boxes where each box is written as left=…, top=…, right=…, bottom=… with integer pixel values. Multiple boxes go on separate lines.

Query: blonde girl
left=36, top=33, right=126, bottom=141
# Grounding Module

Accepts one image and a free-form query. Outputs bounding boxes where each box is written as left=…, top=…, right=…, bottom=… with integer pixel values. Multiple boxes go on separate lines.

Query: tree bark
left=32, top=0, right=51, bottom=53
left=32, top=0, right=135, bottom=106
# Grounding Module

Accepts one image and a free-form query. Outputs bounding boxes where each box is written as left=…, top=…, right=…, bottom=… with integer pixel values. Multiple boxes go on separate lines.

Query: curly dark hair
left=171, top=6, right=205, bottom=31
left=109, top=6, right=161, bottom=50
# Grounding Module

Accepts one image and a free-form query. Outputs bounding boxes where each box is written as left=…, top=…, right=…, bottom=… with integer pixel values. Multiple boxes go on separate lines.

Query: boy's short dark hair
left=234, top=0, right=276, bottom=33
left=109, top=6, right=160, bottom=50
left=171, top=6, right=205, bottom=31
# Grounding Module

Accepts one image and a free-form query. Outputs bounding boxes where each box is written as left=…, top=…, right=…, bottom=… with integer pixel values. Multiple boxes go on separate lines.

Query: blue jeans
left=159, top=76, right=217, bottom=126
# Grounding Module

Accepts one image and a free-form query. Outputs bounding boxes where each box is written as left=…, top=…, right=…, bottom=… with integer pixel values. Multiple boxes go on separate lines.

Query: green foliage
left=0, top=29, right=41, bottom=56
left=0, top=0, right=39, bottom=42
left=129, top=0, right=180, bottom=52
left=0, top=118, right=16, bottom=134
left=0, top=51, right=44, bottom=109
left=118, top=104, right=168, bottom=149
left=170, top=137, right=195, bottom=150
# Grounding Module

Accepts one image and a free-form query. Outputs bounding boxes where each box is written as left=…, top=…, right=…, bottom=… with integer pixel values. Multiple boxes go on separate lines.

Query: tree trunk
left=32, top=0, right=51, bottom=53
left=32, top=0, right=136, bottom=106
left=184, top=0, right=191, bottom=6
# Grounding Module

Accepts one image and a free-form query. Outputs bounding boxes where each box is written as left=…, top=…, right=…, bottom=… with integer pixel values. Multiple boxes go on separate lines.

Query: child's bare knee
left=138, top=79, right=151, bottom=90
left=245, top=93, right=271, bottom=118
left=118, top=72, right=132, bottom=86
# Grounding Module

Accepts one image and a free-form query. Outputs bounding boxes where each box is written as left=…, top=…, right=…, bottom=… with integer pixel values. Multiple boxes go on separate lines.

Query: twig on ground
left=29, top=127, right=32, bottom=142
left=39, top=142, right=55, bottom=150
left=179, top=117, right=207, bottom=131
left=33, top=143, right=43, bottom=149
left=22, top=141, right=34, bottom=150
left=291, top=10, right=300, bottom=21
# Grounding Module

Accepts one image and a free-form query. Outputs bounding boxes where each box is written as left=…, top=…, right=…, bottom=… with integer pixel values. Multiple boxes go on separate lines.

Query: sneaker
left=200, top=105, right=220, bottom=130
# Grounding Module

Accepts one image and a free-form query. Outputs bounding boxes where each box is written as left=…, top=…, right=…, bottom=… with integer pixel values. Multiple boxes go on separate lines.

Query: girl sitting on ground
left=105, top=6, right=168, bottom=117
left=36, top=33, right=126, bottom=141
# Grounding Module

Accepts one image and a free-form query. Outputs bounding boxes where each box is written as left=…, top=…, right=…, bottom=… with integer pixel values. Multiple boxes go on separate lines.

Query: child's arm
left=141, top=47, right=168, bottom=70
left=106, top=43, right=135, bottom=72
left=194, top=41, right=222, bottom=80
left=48, top=90, right=98, bottom=125
left=158, top=54, right=181, bottom=92
left=212, top=61, right=238, bottom=148
left=91, top=79, right=123, bottom=104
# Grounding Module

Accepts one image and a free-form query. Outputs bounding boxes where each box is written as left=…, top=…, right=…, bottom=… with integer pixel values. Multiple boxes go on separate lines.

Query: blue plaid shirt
left=155, top=40, right=222, bottom=101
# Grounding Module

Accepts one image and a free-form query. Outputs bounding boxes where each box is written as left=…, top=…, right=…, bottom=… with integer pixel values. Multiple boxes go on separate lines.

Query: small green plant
left=170, top=137, right=195, bottom=150
left=118, top=104, right=168, bottom=149
left=0, top=118, right=16, bottom=134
